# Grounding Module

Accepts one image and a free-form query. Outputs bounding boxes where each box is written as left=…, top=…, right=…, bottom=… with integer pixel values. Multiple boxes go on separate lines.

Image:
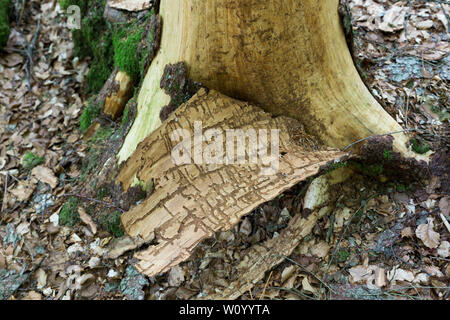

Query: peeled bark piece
left=107, top=0, right=153, bottom=12
left=103, top=71, right=133, bottom=120
left=204, top=210, right=322, bottom=300
left=118, top=0, right=418, bottom=163
left=118, top=89, right=345, bottom=276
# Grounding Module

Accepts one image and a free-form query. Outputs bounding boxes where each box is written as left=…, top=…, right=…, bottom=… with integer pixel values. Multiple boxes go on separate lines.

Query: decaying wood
left=103, top=71, right=134, bottom=120
left=204, top=210, right=324, bottom=300
left=107, top=0, right=153, bottom=12
left=118, top=0, right=425, bottom=164
left=205, top=167, right=354, bottom=299
left=118, top=89, right=346, bottom=277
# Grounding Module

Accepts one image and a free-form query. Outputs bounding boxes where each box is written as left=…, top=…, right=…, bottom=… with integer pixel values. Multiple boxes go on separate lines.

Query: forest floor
left=0, top=0, right=448, bottom=300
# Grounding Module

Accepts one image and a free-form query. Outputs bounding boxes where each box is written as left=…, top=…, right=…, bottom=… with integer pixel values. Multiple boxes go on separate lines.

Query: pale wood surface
left=118, top=0, right=415, bottom=163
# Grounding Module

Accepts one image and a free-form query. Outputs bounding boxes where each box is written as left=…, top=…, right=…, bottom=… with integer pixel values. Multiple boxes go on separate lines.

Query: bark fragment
left=117, top=89, right=346, bottom=277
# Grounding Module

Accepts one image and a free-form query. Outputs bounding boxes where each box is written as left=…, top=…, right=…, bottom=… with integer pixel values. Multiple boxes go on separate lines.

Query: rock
left=104, top=4, right=128, bottom=23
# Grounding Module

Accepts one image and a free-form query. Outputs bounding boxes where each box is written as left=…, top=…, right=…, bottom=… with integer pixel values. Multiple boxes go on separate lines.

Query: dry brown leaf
left=415, top=217, right=440, bottom=249
left=281, top=265, right=296, bottom=283
left=349, top=265, right=371, bottom=283
left=378, top=5, right=407, bottom=33
left=301, top=276, right=316, bottom=294
left=440, top=196, right=449, bottom=217
left=0, top=53, right=24, bottom=67
left=387, top=266, right=414, bottom=283
left=31, top=166, right=58, bottom=189
left=22, top=291, right=42, bottom=300
left=78, top=207, right=97, bottom=235
left=310, top=241, right=330, bottom=258
left=437, top=241, right=450, bottom=258
left=401, top=227, right=414, bottom=238
left=9, top=181, right=35, bottom=202
left=168, top=265, right=185, bottom=287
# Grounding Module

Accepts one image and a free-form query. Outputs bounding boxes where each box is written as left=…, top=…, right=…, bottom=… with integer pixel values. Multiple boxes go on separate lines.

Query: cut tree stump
left=117, top=89, right=346, bottom=277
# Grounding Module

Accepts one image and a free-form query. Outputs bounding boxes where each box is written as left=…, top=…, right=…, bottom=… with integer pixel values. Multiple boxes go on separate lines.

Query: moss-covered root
left=0, top=0, right=11, bottom=50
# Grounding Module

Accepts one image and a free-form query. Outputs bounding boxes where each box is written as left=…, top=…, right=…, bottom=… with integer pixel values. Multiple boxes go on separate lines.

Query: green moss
left=80, top=146, right=101, bottom=181
left=96, top=186, right=110, bottom=200
left=112, top=11, right=156, bottom=83
left=101, top=211, right=124, bottom=237
left=21, top=152, right=44, bottom=170
left=323, top=161, right=348, bottom=174
left=80, top=98, right=101, bottom=132
left=90, top=126, right=114, bottom=143
left=63, top=2, right=156, bottom=94
left=113, top=28, right=143, bottom=81
left=0, top=0, right=10, bottom=50
left=382, top=149, right=392, bottom=160
left=411, top=139, right=430, bottom=154
left=337, top=249, right=351, bottom=262
left=62, top=0, right=113, bottom=94
left=59, top=197, right=80, bottom=227
left=121, top=104, right=130, bottom=125
left=352, top=162, right=383, bottom=177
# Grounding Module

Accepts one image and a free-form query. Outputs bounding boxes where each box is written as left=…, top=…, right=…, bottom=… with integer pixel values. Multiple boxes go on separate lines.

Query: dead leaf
left=440, top=196, right=449, bottom=217
left=35, top=269, right=47, bottom=290
left=0, top=53, right=24, bottom=67
left=10, top=181, right=35, bottom=202
left=415, top=217, right=440, bottom=249
left=387, top=266, right=414, bottom=283
left=310, top=241, right=330, bottom=258
left=31, top=166, right=58, bottom=188
left=22, top=291, right=42, bottom=300
left=378, top=6, right=407, bottom=33
left=168, top=265, right=185, bottom=287
left=349, top=265, right=372, bottom=283
left=281, top=265, right=296, bottom=283
left=401, top=227, right=414, bottom=238
left=78, top=207, right=97, bottom=235
left=437, top=241, right=449, bottom=258
left=301, top=276, right=316, bottom=294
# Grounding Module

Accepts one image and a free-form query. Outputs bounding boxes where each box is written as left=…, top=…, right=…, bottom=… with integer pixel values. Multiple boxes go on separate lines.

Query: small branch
left=61, top=193, right=125, bottom=213
left=1, top=173, right=7, bottom=213
left=342, top=129, right=416, bottom=152
left=440, top=213, right=450, bottom=234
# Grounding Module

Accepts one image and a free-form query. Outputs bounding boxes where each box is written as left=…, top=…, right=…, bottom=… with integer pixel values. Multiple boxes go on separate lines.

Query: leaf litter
left=0, top=0, right=448, bottom=300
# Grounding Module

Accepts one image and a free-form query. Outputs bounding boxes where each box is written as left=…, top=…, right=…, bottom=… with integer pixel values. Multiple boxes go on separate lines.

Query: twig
left=4, top=19, right=41, bottom=91
left=319, top=197, right=372, bottom=293
left=61, top=193, right=125, bottom=213
left=24, top=19, right=41, bottom=91
left=279, top=255, right=337, bottom=295
left=259, top=271, right=273, bottom=300
left=1, top=173, right=7, bottom=213
left=265, top=286, right=314, bottom=300
left=246, top=279, right=254, bottom=300
left=404, top=0, right=413, bottom=41
left=440, top=213, right=450, bottom=233
left=342, top=129, right=417, bottom=152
